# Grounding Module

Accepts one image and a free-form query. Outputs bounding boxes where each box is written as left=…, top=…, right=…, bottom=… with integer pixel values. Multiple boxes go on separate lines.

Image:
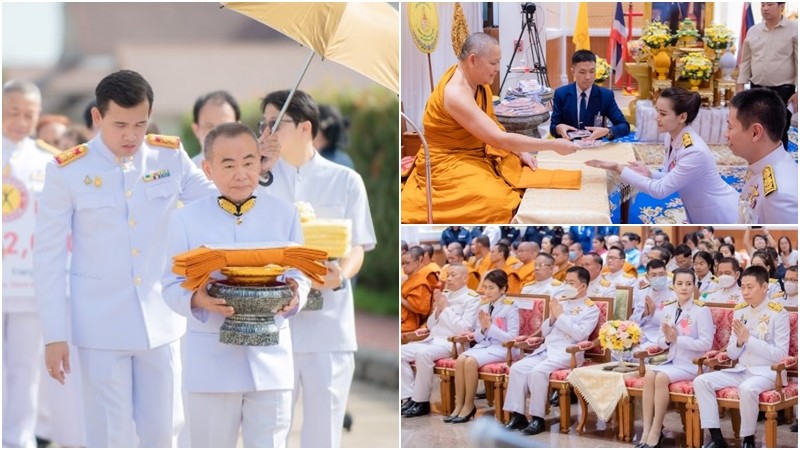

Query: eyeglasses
left=534, top=263, right=553, bottom=268
left=606, top=256, right=622, bottom=260
left=257, top=119, right=294, bottom=135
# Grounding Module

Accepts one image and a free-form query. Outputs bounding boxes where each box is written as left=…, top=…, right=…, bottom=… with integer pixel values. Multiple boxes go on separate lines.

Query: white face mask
left=717, top=274, right=737, bottom=288
left=784, top=281, right=798, bottom=296
left=650, top=276, right=669, bottom=291
left=561, top=284, right=579, bottom=299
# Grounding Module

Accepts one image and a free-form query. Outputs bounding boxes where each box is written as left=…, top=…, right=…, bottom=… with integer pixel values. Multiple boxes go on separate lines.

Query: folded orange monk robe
left=172, top=246, right=329, bottom=291
left=515, top=167, right=582, bottom=190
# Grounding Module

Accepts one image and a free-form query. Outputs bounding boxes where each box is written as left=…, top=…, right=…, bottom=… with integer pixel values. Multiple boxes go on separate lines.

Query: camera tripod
left=499, top=5, right=549, bottom=96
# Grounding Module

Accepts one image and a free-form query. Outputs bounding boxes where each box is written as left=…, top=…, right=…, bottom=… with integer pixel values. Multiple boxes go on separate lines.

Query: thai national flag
left=738, top=2, right=755, bottom=65
left=608, top=2, right=627, bottom=86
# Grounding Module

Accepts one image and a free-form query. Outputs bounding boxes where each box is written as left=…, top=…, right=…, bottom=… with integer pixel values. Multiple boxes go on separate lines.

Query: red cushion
left=549, top=361, right=599, bottom=382
left=669, top=380, right=695, bottom=395
left=709, top=307, right=734, bottom=352
left=625, top=376, right=645, bottom=389
left=715, top=381, right=799, bottom=404
left=519, top=299, right=546, bottom=336
left=435, top=358, right=457, bottom=369
left=480, top=362, right=509, bottom=375
left=789, top=312, right=798, bottom=359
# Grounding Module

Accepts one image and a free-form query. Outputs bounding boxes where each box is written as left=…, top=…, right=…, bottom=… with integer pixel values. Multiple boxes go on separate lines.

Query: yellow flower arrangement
left=679, top=53, right=713, bottom=80
left=595, top=57, right=612, bottom=83
left=641, top=21, right=674, bottom=49
left=703, top=24, right=735, bottom=50
left=599, top=320, right=642, bottom=352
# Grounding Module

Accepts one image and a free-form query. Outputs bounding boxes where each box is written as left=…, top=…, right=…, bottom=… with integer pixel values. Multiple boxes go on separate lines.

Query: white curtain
left=400, top=2, right=483, bottom=130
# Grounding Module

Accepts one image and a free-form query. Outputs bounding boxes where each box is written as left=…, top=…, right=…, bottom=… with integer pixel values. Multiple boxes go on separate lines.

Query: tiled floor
left=401, top=395, right=798, bottom=448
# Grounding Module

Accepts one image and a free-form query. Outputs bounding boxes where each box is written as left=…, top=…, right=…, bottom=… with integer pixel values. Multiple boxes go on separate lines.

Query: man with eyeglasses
left=256, top=89, right=376, bottom=448
left=603, top=247, right=637, bottom=287
left=521, top=253, right=563, bottom=297
left=579, top=252, right=617, bottom=298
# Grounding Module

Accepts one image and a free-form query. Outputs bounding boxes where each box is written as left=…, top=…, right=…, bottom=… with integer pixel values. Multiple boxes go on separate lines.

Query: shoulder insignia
left=693, top=299, right=706, bottom=307
left=479, top=298, right=491, bottom=305
left=771, top=291, right=785, bottom=299
left=768, top=301, right=784, bottom=312
left=734, top=303, right=749, bottom=310
left=467, top=289, right=479, bottom=297
left=36, top=139, right=61, bottom=156
left=146, top=134, right=181, bottom=149
left=503, top=297, right=515, bottom=305
left=667, top=272, right=674, bottom=278
left=551, top=280, right=563, bottom=286
left=682, top=132, right=693, bottom=148
left=522, top=280, right=537, bottom=287
left=664, top=299, right=677, bottom=306
left=54, top=144, right=89, bottom=167
left=584, top=298, right=595, bottom=307
left=600, top=279, right=611, bottom=287
left=623, top=272, right=635, bottom=279
left=769, top=278, right=778, bottom=283
left=762, top=165, right=777, bottom=196
left=710, top=275, right=718, bottom=282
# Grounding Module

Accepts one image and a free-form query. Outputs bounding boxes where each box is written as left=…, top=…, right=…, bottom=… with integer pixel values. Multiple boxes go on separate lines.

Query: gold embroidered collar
left=217, top=195, right=256, bottom=217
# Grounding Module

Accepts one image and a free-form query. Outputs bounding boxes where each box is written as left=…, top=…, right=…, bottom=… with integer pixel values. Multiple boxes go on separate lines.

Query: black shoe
left=790, top=422, right=798, bottom=432
left=476, top=392, right=487, bottom=400
left=741, top=443, right=755, bottom=448
left=35, top=437, right=51, bottom=449
left=549, top=390, right=560, bottom=407
left=702, top=440, right=728, bottom=448
left=443, top=413, right=459, bottom=423
left=522, top=417, right=546, bottom=435
left=403, top=401, right=430, bottom=418
left=450, top=407, right=477, bottom=424
left=343, top=412, right=353, bottom=432
left=634, top=444, right=646, bottom=448
left=656, top=431, right=665, bottom=448
left=401, top=398, right=414, bottom=413
left=505, top=412, right=528, bottom=431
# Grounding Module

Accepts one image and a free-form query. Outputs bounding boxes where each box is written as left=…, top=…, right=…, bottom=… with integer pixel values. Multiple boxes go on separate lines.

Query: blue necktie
left=579, top=92, right=587, bottom=129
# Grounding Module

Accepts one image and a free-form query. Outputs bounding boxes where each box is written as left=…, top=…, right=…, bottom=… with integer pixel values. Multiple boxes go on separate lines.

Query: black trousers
left=751, top=83, right=796, bottom=150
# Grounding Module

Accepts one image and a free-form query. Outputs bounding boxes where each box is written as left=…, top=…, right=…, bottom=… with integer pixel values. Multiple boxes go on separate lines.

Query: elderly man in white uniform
left=163, top=123, right=309, bottom=447
left=520, top=253, right=564, bottom=297
left=727, top=88, right=798, bottom=224
left=33, top=70, right=214, bottom=447
left=702, top=258, right=744, bottom=304
left=630, top=260, right=677, bottom=350
left=579, top=252, right=618, bottom=298
left=400, top=265, right=479, bottom=418
left=257, top=89, right=376, bottom=448
left=604, top=247, right=637, bottom=287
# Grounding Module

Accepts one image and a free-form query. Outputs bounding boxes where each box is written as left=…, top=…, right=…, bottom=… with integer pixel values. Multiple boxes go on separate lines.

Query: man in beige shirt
left=736, top=1, right=797, bottom=148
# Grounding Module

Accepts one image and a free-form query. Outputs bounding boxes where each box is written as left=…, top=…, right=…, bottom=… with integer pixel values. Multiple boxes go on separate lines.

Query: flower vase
left=653, top=50, right=671, bottom=80
left=689, top=78, right=702, bottom=91
left=612, top=349, right=633, bottom=372
left=719, top=47, right=737, bottom=81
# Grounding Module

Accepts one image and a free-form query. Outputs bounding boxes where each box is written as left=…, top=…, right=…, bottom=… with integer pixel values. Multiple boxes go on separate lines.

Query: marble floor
left=401, top=396, right=798, bottom=448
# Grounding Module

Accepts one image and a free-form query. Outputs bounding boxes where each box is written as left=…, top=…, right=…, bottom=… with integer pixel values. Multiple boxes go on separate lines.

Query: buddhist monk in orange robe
left=551, top=244, right=574, bottom=281
left=401, top=247, right=438, bottom=332
left=507, top=242, right=537, bottom=294
left=401, top=32, right=578, bottom=224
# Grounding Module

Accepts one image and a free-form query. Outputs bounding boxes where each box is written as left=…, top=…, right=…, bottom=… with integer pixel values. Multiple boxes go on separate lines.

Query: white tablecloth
left=635, top=101, right=729, bottom=144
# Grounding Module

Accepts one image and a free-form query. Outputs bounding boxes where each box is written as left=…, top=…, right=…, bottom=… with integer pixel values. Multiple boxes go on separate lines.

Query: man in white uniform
left=630, top=260, right=677, bottom=349
left=726, top=88, right=798, bottom=224
left=579, top=252, right=617, bottom=298
left=702, top=258, right=743, bottom=304
left=33, top=70, right=214, bottom=447
left=520, top=253, right=564, bottom=297
left=604, top=247, right=637, bottom=287
left=162, top=123, right=309, bottom=447
left=781, top=266, right=797, bottom=307
left=400, top=265, right=479, bottom=417
left=189, top=90, right=240, bottom=167
left=257, top=89, right=376, bottom=448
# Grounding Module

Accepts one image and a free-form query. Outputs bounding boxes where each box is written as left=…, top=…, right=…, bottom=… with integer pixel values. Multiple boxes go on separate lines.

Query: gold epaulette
left=522, top=280, right=537, bottom=287
left=734, top=302, right=749, bottom=310
left=768, top=301, right=784, bottom=312
left=479, top=298, right=491, bottom=305
left=551, top=279, right=562, bottom=286
left=710, top=275, right=718, bottom=282
left=770, top=278, right=778, bottom=284
left=623, top=272, right=635, bottom=279
left=584, top=298, right=595, bottom=306
left=668, top=272, right=674, bottom=278
left=600, top=279, right=611, bottom=287
left=36, top=139, right=61, bottom=156
left=503, top=297, right=515, bottom=305
left=467, top=289, right=479, bottom=297
left=771, top=291, right=785, bottom=299
left=682, top=132, right=693, bottom=148
left=693, top=299, right=706, bottom=307
left=54, top=144, right=88, bottom=167
left=146, top=134, right=181, bottom=149
left=664, top=299, right=677, bottom=306
left=762, top=165, right=777, bottom=196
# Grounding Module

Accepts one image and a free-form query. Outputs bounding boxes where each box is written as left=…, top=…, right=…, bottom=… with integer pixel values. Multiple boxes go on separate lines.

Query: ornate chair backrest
left=507, top=294, right=550, bottom=336
left=613, top=286, right=634, bottom=320
left=787, top=306, right=798, bottom=377
left=705, top=302, right=737, bottom=352
left=586, top=296, right=613, bottom=362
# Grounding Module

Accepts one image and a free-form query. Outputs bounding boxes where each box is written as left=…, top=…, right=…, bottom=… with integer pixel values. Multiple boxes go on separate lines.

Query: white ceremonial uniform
left=2, top=136, right=55, bottom=448
left=162, top=193, right=309, bottom=448
left=783, top=294, right=798, bottom=308
left=767, top=279, right=784, bottom=303
left=400, top=287, right=479, bottom=402
left=462, top=296, right=520, bottom=367
left=260, top=155, right=376, bottom=448
left=694, top=300, right=790, bottom=437
left=697, top=272, right=718, bottom=295
left=605, top=269, right=637, bottom=288
left=650, top=299, right=714, bottom=381
left=587, top=276, right=617, bottom=298
left=504, top=295, right=600, bottom=418
left=702, top=284, right=743, bottom=304
left=630, top=285, right=677, bottom=348
left=738, top=144, right=798, bottom=224
left=32, top=134, right=214, bottom=447
left=520, top=277, right=564, bottom=297
left=620, top=126, right=739, bottom=223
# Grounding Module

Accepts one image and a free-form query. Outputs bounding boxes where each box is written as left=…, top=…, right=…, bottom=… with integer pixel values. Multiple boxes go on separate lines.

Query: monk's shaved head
left=458, top=32, right=499, bottom=61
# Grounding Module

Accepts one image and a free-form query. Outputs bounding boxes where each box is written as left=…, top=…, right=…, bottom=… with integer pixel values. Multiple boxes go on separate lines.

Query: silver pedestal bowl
left=207, top=280, right=293, bottom=346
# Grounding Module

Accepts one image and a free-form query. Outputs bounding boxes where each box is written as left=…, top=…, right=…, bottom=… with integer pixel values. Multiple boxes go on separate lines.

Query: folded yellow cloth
left=301, top=219, right=352, bottom=258
left=172, top=246, right=328, bottom=291
left=516, top=168, right=582, bottom=190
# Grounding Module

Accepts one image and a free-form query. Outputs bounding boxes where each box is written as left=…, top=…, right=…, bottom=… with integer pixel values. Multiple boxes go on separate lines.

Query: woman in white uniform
left=586, top=87, right=738, bottom=223
left=446, top=270, right=518, bottom=424
left=636, top=269, right=714, bottom=448
left=692, top=251, right=717, bottom=296
left=750, top=250, right=785, bottom=300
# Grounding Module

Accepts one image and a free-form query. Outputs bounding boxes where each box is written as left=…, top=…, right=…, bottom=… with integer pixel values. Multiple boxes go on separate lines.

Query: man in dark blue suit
left=550, top=50, right=630, bottom=142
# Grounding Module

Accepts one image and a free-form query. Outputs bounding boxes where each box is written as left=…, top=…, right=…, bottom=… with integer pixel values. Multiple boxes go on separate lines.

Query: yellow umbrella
left=222, top=2, right=399, bottom=95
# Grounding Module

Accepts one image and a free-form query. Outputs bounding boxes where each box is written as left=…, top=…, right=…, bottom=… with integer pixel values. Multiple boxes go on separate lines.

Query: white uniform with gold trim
left=694, top=300, right=790, bottom=437
left=588, top=276, right=617, bottom=298
left=605, top=269, right=637, bottom=288
left=738, top=145, right=798, bottom=224
left=520, top=277, right=564, bottom=297
left=630, top=285, right=677, bottom=348
left=702, top=284, right=743, bottom=304
left=651, top=299, right=714, bottom=381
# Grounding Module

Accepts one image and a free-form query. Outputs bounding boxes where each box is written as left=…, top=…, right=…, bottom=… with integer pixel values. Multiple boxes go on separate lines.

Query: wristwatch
left=333, top=273, right=347, bottom=291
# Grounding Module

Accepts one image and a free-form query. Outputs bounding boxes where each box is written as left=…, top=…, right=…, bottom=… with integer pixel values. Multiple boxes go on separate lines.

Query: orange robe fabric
left=401, top=268, right=437, bottom=332
left=553, top=262, right=574, bottom=281
left=507, top=261, right=536, bottom=294
left=401, top=65, right=523, bottom=223
left=469, top=254, right=494, bottom=279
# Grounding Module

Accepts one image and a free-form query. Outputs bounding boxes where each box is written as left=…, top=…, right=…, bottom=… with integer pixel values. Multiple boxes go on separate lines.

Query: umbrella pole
left=272, top=48, right=316, bottom=134
left=400, top=112, right=432, bottom=224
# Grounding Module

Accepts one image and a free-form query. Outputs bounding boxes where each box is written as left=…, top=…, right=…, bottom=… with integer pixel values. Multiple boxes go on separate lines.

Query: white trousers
left=292, top=351, right=355, bottom=448
left=2, top=312, right=43, bottom=448
left=694, top=370, right=775, bottom=437
left=78, top=340, right=183, bottom=447
left=43, top=341, right=86, bottom=447
left=188, top=390, right=291, bottom=448
left=503, top=353, right=565, bottom=418
left=400, top=341, right=451, bottom=402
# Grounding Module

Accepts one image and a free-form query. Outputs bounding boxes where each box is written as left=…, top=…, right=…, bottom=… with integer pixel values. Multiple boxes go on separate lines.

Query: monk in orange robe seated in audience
left=552, top=244, right=574, bottom=281
left=467, top=235, right=494, bottom=278
left=508, top=241, right=538, bottom=294
left=441, top=242, right=481, bottom=290
left=401, top=246, right=439, bottom=332
left=401, top=32, right=578, bottom=224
